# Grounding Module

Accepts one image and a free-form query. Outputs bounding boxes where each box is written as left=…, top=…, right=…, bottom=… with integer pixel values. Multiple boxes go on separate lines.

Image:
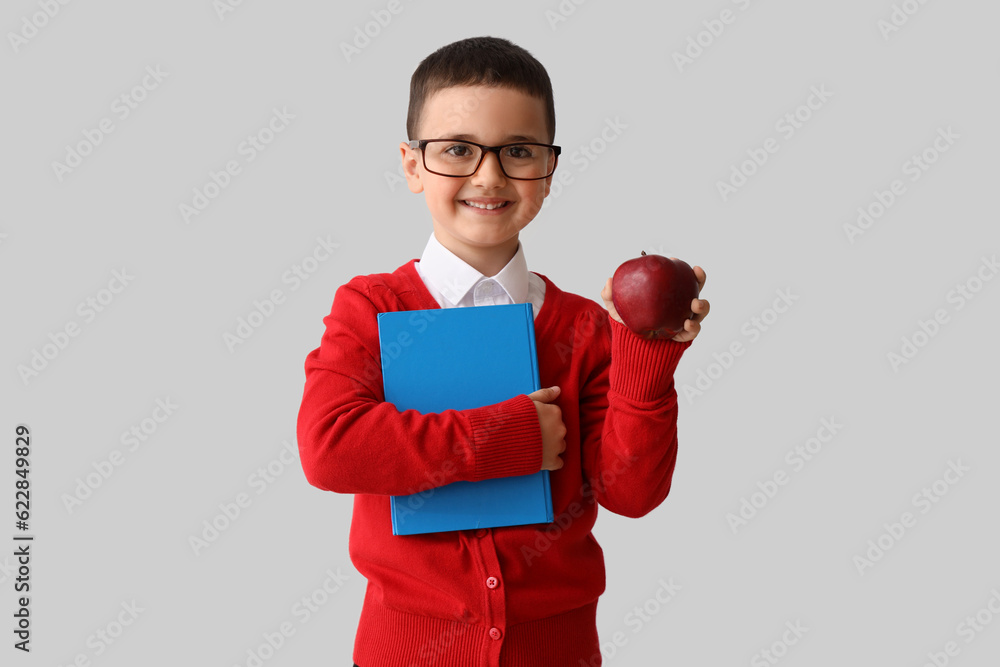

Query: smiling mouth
left=461, top=200, right=511, bottom=210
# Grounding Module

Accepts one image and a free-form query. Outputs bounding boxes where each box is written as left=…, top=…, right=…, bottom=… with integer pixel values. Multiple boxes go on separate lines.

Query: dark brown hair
left=406, top=36, right=555, bottom=144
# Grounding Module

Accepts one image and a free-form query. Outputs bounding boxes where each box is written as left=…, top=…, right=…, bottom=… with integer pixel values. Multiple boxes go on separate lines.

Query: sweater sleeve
left=578, top=311, right=692, bottom=518
left=296, top=278, right=543, bottom=496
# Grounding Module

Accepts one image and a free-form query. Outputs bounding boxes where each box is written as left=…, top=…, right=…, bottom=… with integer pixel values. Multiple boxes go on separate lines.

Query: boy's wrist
left=609, top=317, right=692, bottom=403
left=464, top=393, right=542, bottom=481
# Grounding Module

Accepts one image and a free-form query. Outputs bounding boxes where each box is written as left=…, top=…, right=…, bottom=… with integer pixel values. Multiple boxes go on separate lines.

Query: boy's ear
left=399, top=142, right=424, bottom=194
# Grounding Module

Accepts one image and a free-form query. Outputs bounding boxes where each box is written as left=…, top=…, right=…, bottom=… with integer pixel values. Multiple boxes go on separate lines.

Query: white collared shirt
left=414, top=232, right=546, bottom=320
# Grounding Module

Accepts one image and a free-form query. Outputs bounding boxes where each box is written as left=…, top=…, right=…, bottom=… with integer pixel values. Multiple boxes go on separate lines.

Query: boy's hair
left=406, top=36, right=556, bottom=144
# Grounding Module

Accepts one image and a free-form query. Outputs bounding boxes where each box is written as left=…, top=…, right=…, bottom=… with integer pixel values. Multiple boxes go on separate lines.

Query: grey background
left=3, top=0, right=999, bottom=664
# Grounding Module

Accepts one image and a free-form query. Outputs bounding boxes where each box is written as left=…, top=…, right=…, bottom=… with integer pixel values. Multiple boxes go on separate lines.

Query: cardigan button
left=489, top=627, right=502, bottom=640
left=486, top=577, right=498, bottom=589
left=475, top=528, right=488, bottom=538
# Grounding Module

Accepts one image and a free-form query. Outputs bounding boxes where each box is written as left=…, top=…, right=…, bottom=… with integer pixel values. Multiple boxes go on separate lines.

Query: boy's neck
left=435, top=231, right=519, bottom=278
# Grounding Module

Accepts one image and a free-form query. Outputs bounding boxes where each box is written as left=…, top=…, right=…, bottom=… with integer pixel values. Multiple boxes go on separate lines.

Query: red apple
left=611, top=251, right=700, bottom=339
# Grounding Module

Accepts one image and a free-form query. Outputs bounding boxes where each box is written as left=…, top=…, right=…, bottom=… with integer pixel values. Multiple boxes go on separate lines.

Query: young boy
left=297, top=36, right=709, bottom=666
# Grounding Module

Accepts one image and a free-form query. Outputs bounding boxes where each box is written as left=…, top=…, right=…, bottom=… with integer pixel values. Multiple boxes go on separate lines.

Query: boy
left=297, top=36, right=709, bottom=666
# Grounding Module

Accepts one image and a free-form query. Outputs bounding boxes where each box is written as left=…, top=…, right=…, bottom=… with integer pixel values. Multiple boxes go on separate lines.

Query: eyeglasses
left=408, top=139, right=561, bottom=180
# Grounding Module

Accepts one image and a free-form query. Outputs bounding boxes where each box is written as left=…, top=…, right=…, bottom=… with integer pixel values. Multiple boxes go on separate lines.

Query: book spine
left=524, top=303, right=541, bottom=393
left=524, top=303, right=552, bottom=521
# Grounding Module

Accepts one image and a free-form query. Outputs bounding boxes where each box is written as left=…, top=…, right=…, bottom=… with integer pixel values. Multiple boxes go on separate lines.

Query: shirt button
left=489, top=627, right=502, bottom=640
left=476, top=528, right=488, bottom=538
left=486, top=577, right=498, bottom=589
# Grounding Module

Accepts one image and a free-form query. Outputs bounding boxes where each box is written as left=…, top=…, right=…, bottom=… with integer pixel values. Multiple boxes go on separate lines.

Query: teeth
left=464, top=200, right=508, bottom=210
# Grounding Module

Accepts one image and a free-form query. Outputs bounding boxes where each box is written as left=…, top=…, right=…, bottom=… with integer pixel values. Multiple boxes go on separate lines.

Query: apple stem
left=641, top=250, right=646, bottom=256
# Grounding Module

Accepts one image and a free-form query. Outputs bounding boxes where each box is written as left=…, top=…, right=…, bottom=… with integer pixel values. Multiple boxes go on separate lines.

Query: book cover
left=376, top=302, right=554, bottom=536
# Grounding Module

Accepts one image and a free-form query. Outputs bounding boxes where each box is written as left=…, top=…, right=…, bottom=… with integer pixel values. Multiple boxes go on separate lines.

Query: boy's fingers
left=528, top=386, right=560, bottom=402
left=693, top=265, right=706, bottom=292
left=691, top=298, right=710, bottom=321
left=672, top=319, right=700, bottom=342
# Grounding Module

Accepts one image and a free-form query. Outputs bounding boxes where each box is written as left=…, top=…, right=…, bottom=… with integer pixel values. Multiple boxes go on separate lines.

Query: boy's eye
left=504, top=145, right=534, bottom=159
left=442, top=143, right=475, bottom=158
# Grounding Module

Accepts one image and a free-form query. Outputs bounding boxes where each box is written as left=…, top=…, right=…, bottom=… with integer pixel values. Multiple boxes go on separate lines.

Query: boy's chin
left=447, top=223, right=522, bottom=247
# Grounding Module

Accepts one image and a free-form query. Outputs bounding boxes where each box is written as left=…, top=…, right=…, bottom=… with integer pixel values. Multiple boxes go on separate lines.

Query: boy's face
left=400, top=85, right=553, bottom=268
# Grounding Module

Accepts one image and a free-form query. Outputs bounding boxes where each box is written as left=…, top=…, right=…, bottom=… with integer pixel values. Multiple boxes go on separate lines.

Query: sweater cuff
left=609, top=317, right=692, bottom=403
left=465, top=393, right=542, bottom=481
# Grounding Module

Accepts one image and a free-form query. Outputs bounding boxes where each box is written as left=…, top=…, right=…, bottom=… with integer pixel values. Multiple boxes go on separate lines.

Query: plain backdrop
left=2, top=1, right=998, bottom=665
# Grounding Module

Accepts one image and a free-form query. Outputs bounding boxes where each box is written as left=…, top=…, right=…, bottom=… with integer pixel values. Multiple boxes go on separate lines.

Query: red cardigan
left=296, top=259, right=690, bottom=666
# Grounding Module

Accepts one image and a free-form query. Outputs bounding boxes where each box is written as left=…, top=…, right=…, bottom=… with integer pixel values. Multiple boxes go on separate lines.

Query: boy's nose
left=471, top=151, right=507, bottom=183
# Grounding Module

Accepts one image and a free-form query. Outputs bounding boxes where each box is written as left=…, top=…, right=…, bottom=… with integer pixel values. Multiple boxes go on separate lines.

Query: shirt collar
left=417, top=232, right=529, bottom=306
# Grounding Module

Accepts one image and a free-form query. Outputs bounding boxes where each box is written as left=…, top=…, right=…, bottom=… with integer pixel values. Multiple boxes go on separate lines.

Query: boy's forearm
left=580, top=318, right=690, bottom=518
left=297, top=379, right=542, bottom=495
left=596, top=384, right=681, bottom=517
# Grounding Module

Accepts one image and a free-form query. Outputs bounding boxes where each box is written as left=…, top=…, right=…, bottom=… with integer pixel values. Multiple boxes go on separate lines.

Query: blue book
left=376, top=303, right=554, bottom=536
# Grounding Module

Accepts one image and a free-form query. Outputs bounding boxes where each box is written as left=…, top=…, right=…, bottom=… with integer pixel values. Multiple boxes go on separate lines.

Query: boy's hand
left=527, top=386, right=566, bottom=471
left=601, top=263, right=710, bottom=343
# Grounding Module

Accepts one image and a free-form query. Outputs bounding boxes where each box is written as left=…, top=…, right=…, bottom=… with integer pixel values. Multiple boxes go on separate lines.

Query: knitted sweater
left=296, top=258, right=691, bottom=666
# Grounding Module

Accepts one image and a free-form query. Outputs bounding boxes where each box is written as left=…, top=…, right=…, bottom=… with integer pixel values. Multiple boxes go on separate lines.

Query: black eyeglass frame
left=408, top=139, right=562, bottom=181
